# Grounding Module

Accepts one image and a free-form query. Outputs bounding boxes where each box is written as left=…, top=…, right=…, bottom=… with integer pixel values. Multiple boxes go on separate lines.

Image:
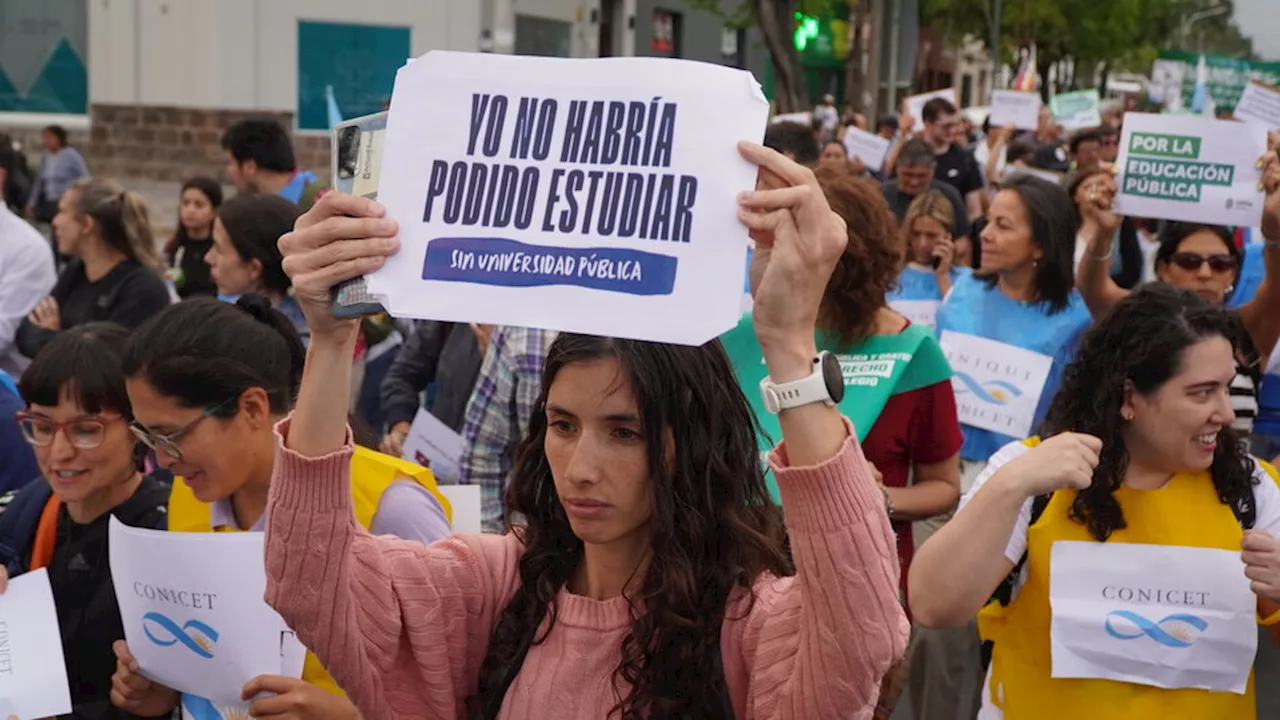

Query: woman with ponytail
left=109, top=295, right=453, bottom=720
left=15, top=177, right=170, bottom=361
left=0, top=323, right=170, bottom=720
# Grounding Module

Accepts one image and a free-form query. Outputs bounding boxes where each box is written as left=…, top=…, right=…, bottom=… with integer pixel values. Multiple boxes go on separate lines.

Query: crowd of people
left=0, top=80, right=1279, bottom=720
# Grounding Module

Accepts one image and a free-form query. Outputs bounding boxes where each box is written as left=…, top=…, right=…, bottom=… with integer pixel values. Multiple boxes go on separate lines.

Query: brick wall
left=0, top=105, right=332, bottom=187
left=86, top=104, right=332, bottom=185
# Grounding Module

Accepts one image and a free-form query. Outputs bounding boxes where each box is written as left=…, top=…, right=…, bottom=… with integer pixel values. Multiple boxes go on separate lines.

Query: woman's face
left=52, top=189, right=87, bottom=256
left=25, top=393, right=135, bottom=507
left=125, top=377, right=265, bottom=503
left=179, top=188, right=216, bottom=236
left=819, top=143, right=847, bottom=170
left=1124, top=336, right=1237, bottom=473
left=907, top=215, right=948, bottom=265
left=979, top=190, right=1042, bottom=274
left=205, top=218, right=261, bottom=296
left=1156, top=231, right=1238, bottom=306
left=545, top=357, right=655, bottom=548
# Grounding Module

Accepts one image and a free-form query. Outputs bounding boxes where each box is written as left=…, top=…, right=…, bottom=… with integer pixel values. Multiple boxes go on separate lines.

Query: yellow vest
left=977, top=438, right=1278, bottom=719
left=167, top=446, right=452, bottom=696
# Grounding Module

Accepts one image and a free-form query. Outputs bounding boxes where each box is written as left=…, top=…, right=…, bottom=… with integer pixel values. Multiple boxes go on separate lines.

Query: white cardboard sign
left=990, top=90, right=1042, bottom=131
left=1115, top=112, right=1266, bottom=227
left=366, top=52, right=769, bottom=346
left=842, top=126, right=891, bottom=171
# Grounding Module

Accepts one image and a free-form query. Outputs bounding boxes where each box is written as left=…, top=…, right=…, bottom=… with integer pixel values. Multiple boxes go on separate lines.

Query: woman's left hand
left=1242, top=530, right=1280, bottom=602
left=737, top=142, right=846, bottom=376
left=28, top=297, right=60, bottom=331
left=242, top=675, right=361, bottom=719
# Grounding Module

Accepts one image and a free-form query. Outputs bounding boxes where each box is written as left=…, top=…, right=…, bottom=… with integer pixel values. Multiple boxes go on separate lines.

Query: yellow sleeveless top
left=977, top=437, right=1280, bottom=719
left=167, top=446, right=452, bottom=695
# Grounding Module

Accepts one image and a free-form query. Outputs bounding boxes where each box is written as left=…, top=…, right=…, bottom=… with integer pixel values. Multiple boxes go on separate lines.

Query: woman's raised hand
left=277, top=192, right=400, bottom=343
left=736, top=142, right=846, bottom=380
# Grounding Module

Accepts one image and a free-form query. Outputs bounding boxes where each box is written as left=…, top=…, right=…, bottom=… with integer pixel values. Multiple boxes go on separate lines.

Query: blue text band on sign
left=422, top=237, right=677, bottom=296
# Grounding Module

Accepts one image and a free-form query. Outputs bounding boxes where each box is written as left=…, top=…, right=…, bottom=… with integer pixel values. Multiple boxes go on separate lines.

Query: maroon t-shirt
left=861, top=351, right=963, bottom=614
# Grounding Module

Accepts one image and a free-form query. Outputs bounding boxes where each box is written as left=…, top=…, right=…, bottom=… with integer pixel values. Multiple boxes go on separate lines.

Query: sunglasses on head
left=1170, top=252, right=1236, bottom=273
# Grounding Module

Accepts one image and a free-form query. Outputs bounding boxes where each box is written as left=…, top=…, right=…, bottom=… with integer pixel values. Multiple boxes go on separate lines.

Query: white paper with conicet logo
left=938, top=331, right=1052, bottom=438
left=1049, top=541, right=1256, bottom=693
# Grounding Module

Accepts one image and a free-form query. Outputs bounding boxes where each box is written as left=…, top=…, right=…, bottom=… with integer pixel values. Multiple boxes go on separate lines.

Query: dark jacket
left=0, top=473, right=170, bottom=720
left=15, top=258, right=171, bottom=360
left=379, top=321, right=483, bottom=432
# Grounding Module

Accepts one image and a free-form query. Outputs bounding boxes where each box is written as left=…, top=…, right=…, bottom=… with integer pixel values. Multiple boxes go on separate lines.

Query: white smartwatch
left=759, top=351, right=845, bottom=414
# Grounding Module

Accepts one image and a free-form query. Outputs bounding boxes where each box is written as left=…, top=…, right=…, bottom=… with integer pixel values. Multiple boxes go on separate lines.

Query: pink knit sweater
left=264, top=417, right=908, bottom=719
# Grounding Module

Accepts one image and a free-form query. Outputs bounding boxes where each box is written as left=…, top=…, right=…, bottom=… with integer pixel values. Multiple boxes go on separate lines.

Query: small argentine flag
left=1189, top=55, right=1216, bottom=117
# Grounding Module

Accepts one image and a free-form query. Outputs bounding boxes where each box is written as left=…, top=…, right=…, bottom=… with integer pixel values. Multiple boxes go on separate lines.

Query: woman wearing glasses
left=109, top=294, right=453, bottom=720
left=0, top=323, right=170, bottom=720
left=1076, top=149, right=1280, bottom=437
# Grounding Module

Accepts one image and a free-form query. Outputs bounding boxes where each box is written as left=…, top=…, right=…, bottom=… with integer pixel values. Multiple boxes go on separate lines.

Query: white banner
left=1115, top=112, right=1267, bottom=227
left=0, top=569, right=72, bottom=719
left=1050, top=541, right=1256, bottom=694
left=367, top=52, right=769, bottom=346
left=109, top=519, right=304, bottom=705
left=939, top=331, right=1053, bottom=438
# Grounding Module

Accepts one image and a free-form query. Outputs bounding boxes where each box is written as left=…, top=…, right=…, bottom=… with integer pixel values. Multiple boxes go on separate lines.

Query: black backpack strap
left=992, top=492, right=1052, bottom=607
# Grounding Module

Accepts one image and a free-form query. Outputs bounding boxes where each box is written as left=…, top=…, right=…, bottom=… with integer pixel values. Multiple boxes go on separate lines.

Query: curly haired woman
left=255, top=143, right=909, bottom=719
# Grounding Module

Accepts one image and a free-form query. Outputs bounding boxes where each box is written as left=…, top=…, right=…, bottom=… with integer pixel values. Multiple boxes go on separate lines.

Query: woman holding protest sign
left=911, top=283, right=1280, bottom=719
left=0, top=323, right=170, bottom=720
left=108, top=296, right=453, bottom=720
left=1076, top=142, right=1280, bottom=437
left=259, top=142, right=907, bottom=718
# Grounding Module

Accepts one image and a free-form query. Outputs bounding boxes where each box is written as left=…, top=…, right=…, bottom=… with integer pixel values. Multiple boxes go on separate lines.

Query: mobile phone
left=331, top=111, right=389, bottom=318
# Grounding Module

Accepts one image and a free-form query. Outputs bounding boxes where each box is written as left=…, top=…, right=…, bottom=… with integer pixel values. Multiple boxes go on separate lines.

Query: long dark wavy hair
left=467, top=334, right=793, bottom=719
left=1039, top=283, right=1257, bottom=541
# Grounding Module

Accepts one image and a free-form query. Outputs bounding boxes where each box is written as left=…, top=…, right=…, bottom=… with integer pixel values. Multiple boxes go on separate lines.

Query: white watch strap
left=760, top=359, right=828, bottom=413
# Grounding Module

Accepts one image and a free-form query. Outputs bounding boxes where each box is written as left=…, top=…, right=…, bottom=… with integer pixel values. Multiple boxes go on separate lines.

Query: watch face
left=821, top=352, right=845, bottom=404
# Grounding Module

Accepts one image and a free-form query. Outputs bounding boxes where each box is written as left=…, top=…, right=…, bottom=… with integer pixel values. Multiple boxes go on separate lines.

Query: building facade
left=2, top=0, right=763, bottom=186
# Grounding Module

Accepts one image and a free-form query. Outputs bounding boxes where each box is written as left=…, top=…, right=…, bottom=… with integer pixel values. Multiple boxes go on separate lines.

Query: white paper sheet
left=0, top=569, right=72, bottom=719
left=939, top=330, right=1053, bottom=438
left=402, top=407, right=464, bottom=484
left=437, top=485, right=483, bottom=534
left=1234, top=81, right=1280, bottom=132
left=1050, top=89, right=1102, bottom=130
left=905, top=88, right=958, bottom=132
left=1049, top=541, right=1256, bottom=694
left=770, top=111, right=812, bottom=126
left=842, top=127, right=891, bottom=172
left=109, top=518, right=301, bottom=705
left=888, top=298, right=940, bottom=330
left=990, top=90, right=1042, bottom=131
left=1115, top=112, right=1267, bottom=227
left=365, top=52, right=768, bottom=346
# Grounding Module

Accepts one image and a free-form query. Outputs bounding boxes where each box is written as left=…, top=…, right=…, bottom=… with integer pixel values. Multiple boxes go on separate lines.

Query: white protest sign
left=939, top=331, right=1053, bottom=438
left=906, top=88, right=957, bottom=132
left=1050, top=89, right=1102, bottom=130
left=0, top=569, right=72, bottom=719
left=110, top=519, right=301, bottom=705
left=366, top=52, right=768, bottom=346
left=1234, top=81, right=1280, bottom=131
left=990, top=90, right=1042, bottom=131
left=402, top=407, right=463, bottom=484
left=842, top=127, right=891, bottom=171
left=888, top=299, right=940, bottom=330
left=1049, top=541, right=1256, bottom=694
left=437, top=485, right=483, bottom=534
left=1115, top=113, right=1266, bottom=227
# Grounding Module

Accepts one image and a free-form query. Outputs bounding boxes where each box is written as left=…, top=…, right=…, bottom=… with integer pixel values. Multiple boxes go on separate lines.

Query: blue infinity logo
left=1104, top=610, right=1208, bottom=648
left=952, top=373, right=1023, bottom=405
left=142, top=612, right=219, bottom=659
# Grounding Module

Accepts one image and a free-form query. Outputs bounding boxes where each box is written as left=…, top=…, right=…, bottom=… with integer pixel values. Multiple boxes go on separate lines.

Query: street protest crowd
left=1, top=48, right=1280, bottom=720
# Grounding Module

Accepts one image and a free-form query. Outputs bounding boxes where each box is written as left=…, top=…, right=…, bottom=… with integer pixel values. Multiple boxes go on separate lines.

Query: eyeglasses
left=15, top=412, right=123, bottom=450
left=1170, top=252, right=1237, bottom=273
left=129, top=396, right=238, bottom=462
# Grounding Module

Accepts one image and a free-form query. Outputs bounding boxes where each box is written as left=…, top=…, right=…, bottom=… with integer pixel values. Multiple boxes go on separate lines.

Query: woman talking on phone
left=257, top=142, right=908, bottom=718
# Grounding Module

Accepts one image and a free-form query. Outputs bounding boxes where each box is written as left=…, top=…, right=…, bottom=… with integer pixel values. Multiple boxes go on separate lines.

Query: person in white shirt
left=0, top=143, right=56, bottom=377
